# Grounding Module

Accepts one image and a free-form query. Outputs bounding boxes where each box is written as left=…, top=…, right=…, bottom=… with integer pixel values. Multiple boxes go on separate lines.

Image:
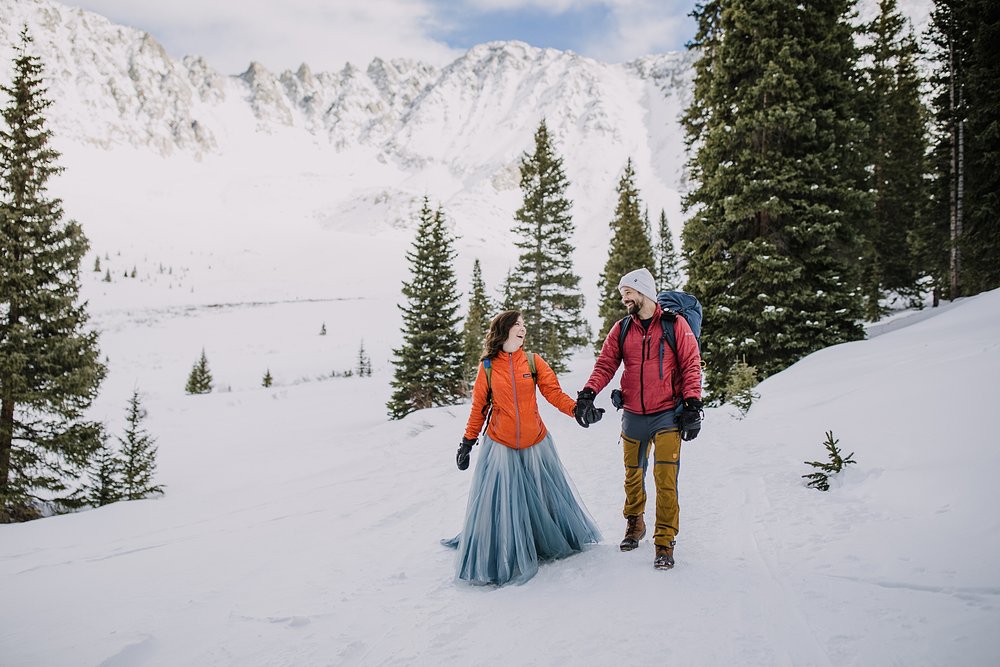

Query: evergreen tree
left=319, top=322, right=327, bottom=336
left=656, top=209, right=683, bottom=290
left=682, top=0, right=868, bottom=401
left=508, top=120, right=589, bottom=371
left=118, top=389, right=161, bottom=500
left=85, top=432, right=120, bottom=507
left=499, top=269, right=516, bottom=311
left=461, top=259, right=493, bottom=384
left=356, top=340, right=372, bottom=377
left=0, top=29, right=106, bottom=521
left=387, top=198, right=466, bottom=419
left=185, top=349, right=213, bottom=394
left=93, top=256, right=101, bottom=272
left=262, top=369, right=273, bottom=387
left=102, top=268, right=111, bottom=282
left=596, top=158, right=655, bottom=351
left=859, top=0, right=931, bottom=318
left=927, top=0, right=1000, bottom=297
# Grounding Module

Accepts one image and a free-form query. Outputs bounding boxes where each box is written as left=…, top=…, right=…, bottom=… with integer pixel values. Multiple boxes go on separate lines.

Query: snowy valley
left=1, top=0, right=997, bottom=664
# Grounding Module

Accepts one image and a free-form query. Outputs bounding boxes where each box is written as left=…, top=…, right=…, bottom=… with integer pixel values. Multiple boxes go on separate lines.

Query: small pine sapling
left=723, top=357, right=760, bottom=418
left=803, top=431, right=857, bottom=491
left=118, top=390, right=162, bottom=500
left=185, top=349, right=213, bottom=394
left=319, top=323, right=327, bottom=336
left=262, top=369, right=273, bottom=387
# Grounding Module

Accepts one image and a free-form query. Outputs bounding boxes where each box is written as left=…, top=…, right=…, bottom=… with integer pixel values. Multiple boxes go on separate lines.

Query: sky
left=64, top=0, right=701, bottom=74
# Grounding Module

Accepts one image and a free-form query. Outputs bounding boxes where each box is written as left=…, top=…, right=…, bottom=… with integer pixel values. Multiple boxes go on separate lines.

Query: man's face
left=620, top=287, right=643, bottom=315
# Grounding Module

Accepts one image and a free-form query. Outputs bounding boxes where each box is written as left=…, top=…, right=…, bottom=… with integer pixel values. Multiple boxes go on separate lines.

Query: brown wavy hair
left=481, top=310, right=523, bottom=361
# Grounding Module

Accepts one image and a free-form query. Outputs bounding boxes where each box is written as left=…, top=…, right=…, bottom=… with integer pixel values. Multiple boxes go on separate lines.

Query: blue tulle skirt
left=442, top=433, right=601, bottom=586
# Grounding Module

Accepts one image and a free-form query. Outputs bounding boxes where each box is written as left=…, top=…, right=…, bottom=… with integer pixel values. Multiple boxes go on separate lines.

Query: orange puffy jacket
left=464, top=348, right=576, bottom=449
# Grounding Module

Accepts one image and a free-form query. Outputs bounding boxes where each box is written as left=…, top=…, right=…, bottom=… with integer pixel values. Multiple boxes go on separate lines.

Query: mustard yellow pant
left=622, top=429, right=681, bottom=546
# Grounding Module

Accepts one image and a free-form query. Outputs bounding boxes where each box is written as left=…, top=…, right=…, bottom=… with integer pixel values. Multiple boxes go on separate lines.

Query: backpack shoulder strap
left=661, top=316, right=677, bottom=359
left=617, top=316, right=632, bottom=355
left=525, top=351, right=537, bottom=384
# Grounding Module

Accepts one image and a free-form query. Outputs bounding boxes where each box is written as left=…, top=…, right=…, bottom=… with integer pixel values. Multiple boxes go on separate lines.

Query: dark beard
left=625, top=300, right=640, bottom=316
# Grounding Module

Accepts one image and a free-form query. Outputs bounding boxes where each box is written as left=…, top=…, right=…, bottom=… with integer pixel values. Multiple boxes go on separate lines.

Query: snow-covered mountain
left=0, top=0, right=696, bottom=322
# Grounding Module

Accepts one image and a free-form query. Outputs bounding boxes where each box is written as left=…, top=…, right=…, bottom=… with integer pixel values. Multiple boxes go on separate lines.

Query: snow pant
left=621, top=409, right=682, bottom=547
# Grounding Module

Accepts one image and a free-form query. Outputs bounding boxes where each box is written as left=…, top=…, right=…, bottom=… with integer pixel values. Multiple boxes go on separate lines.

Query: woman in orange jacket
left=442, top=310, right=601, bottom=586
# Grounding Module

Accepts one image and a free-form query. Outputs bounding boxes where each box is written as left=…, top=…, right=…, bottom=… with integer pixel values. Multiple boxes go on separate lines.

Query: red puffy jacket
left=585, top=305, right=702, bottom=415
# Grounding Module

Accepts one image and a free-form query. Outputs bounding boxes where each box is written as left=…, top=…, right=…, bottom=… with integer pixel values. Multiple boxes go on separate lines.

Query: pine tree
left=262, top=369, right=273, bottom=387
left=185, top=349, right=213, bottom=394
left=118, top=390, right=161, bottom=500
left=103, top=268, right=111, bottom=282
left=499, top=269, right=516, bottom=311
left=85, top=432, right=120, bottom=507
left=596, top=159, right=655, bottom=351
left=859, top=0, right=931, bottom=318
left=387, top=198, right=466, bottom=419
left=461, top=259, right=493, bottom=385
left=319, top=322, right=327, bottom=336
left=356, top=340, right=372, bottom=377
left=0, top=29, right=107, bottom=521
left=508, top=120, right=589, bottom=371
left=93, top=256, right=101, bottom=272
left=682, top=0, right=868, bottom=401
left=655, top=209, right=683, bottom=291
left=927, top=0, right=1000, bottom=297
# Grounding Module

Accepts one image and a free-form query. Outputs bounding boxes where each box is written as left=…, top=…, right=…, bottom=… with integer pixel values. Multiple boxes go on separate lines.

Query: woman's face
left=504, top=317, right=527, bottom=350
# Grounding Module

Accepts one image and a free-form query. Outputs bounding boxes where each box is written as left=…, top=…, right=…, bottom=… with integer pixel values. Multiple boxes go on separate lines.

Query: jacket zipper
left=639, top=327, right=648, bottom=414
left=509, top=353, right=521, bottom=448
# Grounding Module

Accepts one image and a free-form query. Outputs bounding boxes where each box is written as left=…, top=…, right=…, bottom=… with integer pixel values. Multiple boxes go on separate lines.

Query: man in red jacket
left=574, top=268, right=703, bottom=570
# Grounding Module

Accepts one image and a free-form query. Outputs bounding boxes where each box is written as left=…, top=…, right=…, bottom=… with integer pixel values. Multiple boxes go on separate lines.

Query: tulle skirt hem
left=442, top=433, right=601, bottom=587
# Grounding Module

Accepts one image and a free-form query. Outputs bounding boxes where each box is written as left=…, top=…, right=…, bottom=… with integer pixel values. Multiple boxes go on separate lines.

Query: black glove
left=678, top=398, right=703, bottom=441
left=610, top=389, right=624, bottom=411
left=574, top=389, right=605, bottom=428
left=456, top=437, right=477, bottom=470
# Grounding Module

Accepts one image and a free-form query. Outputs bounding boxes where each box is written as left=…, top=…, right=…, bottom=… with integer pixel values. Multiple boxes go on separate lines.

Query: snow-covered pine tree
left=508, top=120, right=589, bottom=372
left=118, top=390, right=161, bottom=501
left=93, top=256, right=101, bottom=272
left=682, top=0, right=868, bottom=401
left=85, top=432, right=121, bottom=507
left=0, top=29, right=107, bottom=522
left=656, top=210, right=682, bottom=291
left=387, top=198, right=465, bottom=419
left=262, top=369, right=273, bottom=387
left=461, top=259, right=493, bottom=385
left=859, top=0, right=930, bottom=318
left=185, top=349, right=213, bottom=394
left=596, top=159, right=655, bottom=352
left=319, top=323, right=327, bottom=336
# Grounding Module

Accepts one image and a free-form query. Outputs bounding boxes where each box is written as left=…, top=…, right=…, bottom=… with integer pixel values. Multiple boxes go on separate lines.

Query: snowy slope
left=1, top=288, right=997, bottom=666
left=3, top=0, right=992, bottom=664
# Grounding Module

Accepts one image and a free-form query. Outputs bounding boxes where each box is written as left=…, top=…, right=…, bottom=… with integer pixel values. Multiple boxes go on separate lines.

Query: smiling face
left=620, top=286, right=644, bottom=316
left=504, top=317, right=527, bottom=351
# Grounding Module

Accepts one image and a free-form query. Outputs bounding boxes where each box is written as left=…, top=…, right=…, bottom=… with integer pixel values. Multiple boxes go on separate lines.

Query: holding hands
left=574, top=389, right=605, bottom=428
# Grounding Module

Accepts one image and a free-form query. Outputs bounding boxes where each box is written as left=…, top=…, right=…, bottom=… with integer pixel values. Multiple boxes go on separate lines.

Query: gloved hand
left=678, top=397, right=703, bottom=441
left=611, top=389, right=624, bottom=411
left=456, top=437, right=477, bottom=470
left=574, top=389, right=605, bottom=428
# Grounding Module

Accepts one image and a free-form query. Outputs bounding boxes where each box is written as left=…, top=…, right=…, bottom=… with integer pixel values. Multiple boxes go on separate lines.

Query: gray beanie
left=618, top=267, right=657, bottom=302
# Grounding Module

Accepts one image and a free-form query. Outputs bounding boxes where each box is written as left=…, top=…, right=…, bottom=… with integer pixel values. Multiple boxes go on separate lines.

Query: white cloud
left=65, top=0, right=463, bottom=74
left=584, top=2, right=693, bottom=62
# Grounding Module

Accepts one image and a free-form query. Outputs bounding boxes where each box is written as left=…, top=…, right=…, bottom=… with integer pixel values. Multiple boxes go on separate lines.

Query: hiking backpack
left=617, top=290, right=703, bottom=363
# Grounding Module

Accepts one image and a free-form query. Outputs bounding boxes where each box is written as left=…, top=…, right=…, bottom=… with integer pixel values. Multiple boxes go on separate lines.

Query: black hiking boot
left=654, top=542, right=676, bottom=570
left=619, top=514, right=646, bottom=551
